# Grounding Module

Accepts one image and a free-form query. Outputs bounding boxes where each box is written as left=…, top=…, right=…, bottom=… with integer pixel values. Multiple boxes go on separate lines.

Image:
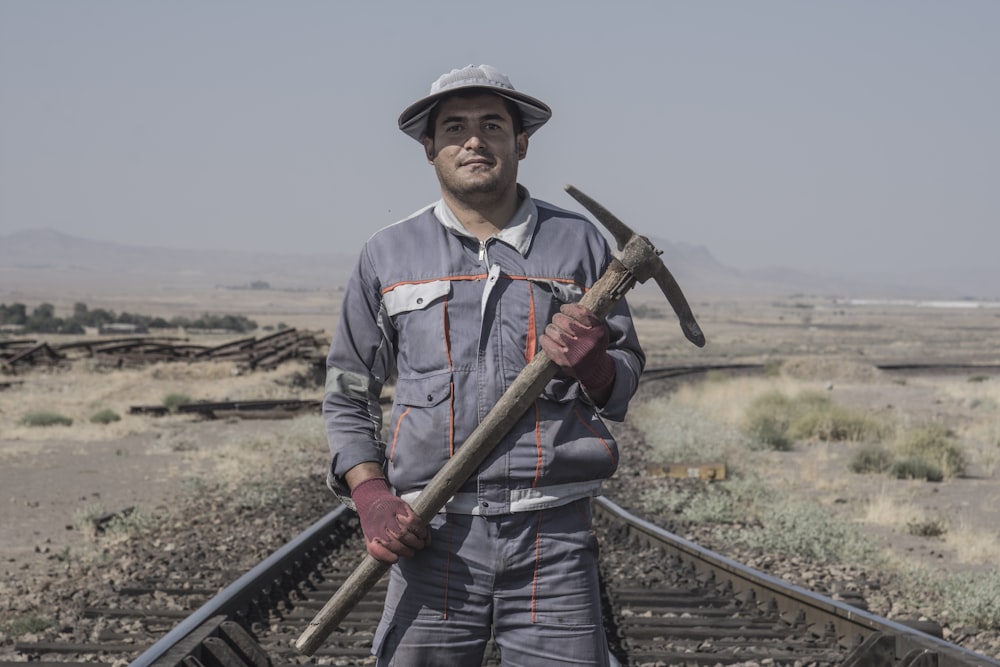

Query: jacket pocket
left=384, top=280, right=453, bottom=376
left=387, top=372, right=454, bottom=489
left=383, top=280, right=451, bottom=316
left=393, top=371, right=452, bottom=408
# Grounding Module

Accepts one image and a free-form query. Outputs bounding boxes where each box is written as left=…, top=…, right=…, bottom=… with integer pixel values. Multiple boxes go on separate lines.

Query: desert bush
left=641, top=484, right=743, bottom=523
left=788, top=402, right=887, bottom=442
left=162, top=393, right=193, bottom=412
left=895, top=423, right=966, bottom=478
left=890, top=457, right=944, bottom=482
left=103, top=506, right=156, bottom=535
left=682, top=486, right=742, bottom=523
left=742, top=391, right=796, bottom=450
left=19, top=411, right=73, bottom=427
left=682, top=483, right=758, bottom=523
left=641, top=478, right=771, bottom=524
left=848, top=444, right=894, bottom=474
left=89, top=408, right=121, bottom=424
left=967, top=375, right=990, bottom=383
left=632, top=398, right=748, bottom=466
left=1, top=614, right=52, bottom=638
left=735, top=499, right=881, bottom=564
left=72, top=503, right=156, bottom=536
left=941, top=572, right=1000, bottom=627
left=639, top=486, right=691, bottom=516
left=907, top=518, right=947, bottom=538
left=72, top=503, right=108, bottom=534
left=898, top=568, right=1000, bottom=628
left=744, top=390, right=887, bottom=449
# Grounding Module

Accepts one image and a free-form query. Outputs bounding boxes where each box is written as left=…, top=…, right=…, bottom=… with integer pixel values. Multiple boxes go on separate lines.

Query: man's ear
left=517, top=132, right=528, bottom=160
left=422, top=135, right=435, bottom=163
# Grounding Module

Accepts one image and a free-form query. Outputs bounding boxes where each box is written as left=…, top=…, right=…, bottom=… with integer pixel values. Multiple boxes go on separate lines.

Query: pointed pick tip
left=684, top=323, right=706, bottom=348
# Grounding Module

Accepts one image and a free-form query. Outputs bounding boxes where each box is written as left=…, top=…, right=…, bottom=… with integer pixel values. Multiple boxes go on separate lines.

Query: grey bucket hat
left=398, top=64, right=552, bottom=142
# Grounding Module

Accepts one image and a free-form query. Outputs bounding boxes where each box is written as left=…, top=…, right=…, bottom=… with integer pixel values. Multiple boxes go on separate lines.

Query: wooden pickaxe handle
left=294, top=187, right=701, bottom=655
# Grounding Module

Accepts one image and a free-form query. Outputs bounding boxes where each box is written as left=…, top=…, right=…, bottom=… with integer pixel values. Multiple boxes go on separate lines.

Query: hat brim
left=398, top=87, right=551, bottom=142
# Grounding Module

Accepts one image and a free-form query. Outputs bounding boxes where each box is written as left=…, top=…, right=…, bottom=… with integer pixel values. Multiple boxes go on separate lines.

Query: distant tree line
left=0, top=302, right=257, bottom=334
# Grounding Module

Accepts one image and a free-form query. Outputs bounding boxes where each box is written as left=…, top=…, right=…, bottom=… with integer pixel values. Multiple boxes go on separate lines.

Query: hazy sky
left=1, top=1, right=997, bottom=287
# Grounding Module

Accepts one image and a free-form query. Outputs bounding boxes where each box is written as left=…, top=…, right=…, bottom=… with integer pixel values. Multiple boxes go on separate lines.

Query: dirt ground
left=2, top=289, right=999, bottom=583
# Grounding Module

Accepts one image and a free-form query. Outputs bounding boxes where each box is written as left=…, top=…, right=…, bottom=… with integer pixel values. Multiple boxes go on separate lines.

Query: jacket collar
left=433, top=184, right=537, bottom=257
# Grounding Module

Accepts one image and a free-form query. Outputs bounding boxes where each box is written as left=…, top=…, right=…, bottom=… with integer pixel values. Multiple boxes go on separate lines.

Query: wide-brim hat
left=398, top=64, right=552, bottom=142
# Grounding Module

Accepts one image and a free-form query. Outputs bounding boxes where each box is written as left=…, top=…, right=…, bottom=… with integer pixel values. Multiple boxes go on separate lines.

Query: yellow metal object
left=646, top=463, right=726, bottom=481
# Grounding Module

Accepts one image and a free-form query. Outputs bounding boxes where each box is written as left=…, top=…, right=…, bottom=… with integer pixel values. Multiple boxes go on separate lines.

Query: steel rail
left=594, top=496, right=1000, bottom=667
left=126, top=495, right=1000, bottom=666
left=128, top=505, right=350, bottom=667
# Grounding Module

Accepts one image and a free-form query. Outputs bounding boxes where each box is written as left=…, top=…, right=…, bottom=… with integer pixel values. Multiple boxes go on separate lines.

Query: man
left=323, top=64, right=645, bottom=666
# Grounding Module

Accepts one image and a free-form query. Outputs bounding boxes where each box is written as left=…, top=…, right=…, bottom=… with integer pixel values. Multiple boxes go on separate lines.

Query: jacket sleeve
left=596, top=295, right=645, bottom=422
left=323, top=244, right=396, bottom=500
left=588, top=237, right=645, bottom=422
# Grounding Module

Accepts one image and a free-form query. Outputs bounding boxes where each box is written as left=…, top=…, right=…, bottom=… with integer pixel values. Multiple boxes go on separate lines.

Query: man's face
left=423, top=92, right=528, bottom=204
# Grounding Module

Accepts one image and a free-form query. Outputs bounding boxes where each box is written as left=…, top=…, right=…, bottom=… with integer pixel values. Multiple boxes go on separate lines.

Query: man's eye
left=444, top=124, right=463, bottom=133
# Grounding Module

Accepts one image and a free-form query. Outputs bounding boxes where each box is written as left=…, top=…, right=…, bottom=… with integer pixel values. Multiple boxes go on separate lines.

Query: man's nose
left=463, top=133, right=485, bottom=150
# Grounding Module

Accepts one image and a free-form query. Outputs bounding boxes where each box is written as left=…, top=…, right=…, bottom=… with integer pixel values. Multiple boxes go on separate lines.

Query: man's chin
left=453, top=177, right=501, bottom=196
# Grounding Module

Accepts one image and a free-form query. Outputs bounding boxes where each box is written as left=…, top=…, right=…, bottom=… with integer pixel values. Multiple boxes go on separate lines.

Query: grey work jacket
left=323, top=186, right=645, bottom=516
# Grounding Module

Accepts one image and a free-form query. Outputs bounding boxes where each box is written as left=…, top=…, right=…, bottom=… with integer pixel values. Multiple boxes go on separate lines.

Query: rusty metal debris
left=129, top=398, right=322, bottom=419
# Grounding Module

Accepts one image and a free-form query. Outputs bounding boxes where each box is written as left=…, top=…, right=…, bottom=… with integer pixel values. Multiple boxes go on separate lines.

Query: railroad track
left=6, top=360, right=999, bottom=666
left=8, top=495, right=997, bottom=667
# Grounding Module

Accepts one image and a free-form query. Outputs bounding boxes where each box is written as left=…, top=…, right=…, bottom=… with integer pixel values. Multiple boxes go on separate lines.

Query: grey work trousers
left=372, top=498, right=612, bottom=666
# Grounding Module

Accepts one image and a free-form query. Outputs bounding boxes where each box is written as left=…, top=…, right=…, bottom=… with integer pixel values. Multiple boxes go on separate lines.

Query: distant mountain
left=644, top=236, right=961, bottom=300
left=0, top=228, right=993, bottom=300
left=0, top=228, right=355, bottom=291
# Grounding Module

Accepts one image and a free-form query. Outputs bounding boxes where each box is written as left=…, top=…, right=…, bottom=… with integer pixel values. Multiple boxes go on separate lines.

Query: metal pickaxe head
left=565, top=184, right=706, bottom=348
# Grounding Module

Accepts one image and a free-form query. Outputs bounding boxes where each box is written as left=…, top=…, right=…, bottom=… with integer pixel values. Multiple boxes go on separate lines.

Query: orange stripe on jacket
left=574, top=408, right=616, bottom=463
left=389, top=407, right=411, bottom=461
left=443, top=300, right=455, bottom=457
left=381, top=274, right=488, bottom=295
left=525, top=281, right=537, bottom=363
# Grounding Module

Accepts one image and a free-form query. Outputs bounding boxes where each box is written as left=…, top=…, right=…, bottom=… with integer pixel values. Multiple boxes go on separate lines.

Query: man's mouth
left=460, top=155, right=494, bottom=168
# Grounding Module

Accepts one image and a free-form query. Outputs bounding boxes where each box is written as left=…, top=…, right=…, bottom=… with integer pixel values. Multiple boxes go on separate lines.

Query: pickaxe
left=295, top=184, right=705, bottom=655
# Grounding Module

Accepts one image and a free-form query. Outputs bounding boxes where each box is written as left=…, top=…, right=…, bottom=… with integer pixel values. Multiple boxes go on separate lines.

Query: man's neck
left=441, top=188, right=521, bottom=241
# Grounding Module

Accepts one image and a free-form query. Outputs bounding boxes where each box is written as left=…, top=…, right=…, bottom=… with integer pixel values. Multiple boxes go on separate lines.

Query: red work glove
left=539, top=303, right=616, bottom=395
left=351, top=477, right=429, bottom=564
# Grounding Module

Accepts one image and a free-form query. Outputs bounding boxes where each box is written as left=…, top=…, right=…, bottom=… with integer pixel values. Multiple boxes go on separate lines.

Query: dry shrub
left=848, top=444, right=893, bottom=474
left=890, top=457, right=943, bottom=482
left=19, top=411, right=73, bottom=427
left=89, top=408, right=121, bottom=424
left=859, top=488, right=927, bottom=529
left=742, top=389, right=887, bottom=449
left=742, top=391, right=796, bottom=450
left=945, top=521, right=1000, bottom=566
left=631, top=396, right=747, bottom=466
left=895, top=423, right=966, bottom=478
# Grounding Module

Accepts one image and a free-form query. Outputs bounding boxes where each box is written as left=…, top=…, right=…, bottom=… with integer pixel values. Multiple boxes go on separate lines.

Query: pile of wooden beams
left=1, top=328, right=327, bottom=372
